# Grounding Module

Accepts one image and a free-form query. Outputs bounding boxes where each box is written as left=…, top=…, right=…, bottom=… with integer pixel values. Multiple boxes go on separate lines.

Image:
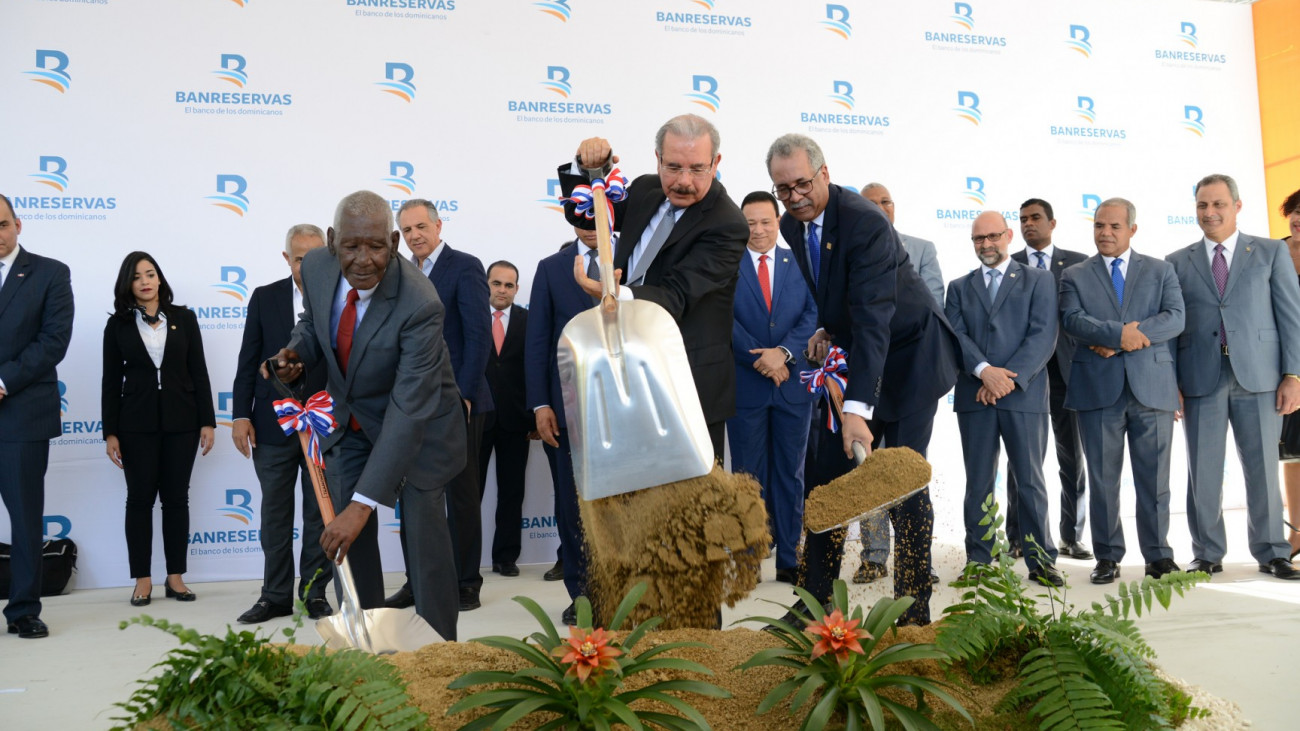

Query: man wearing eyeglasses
left=947, top=212, right=1061, bottom=587
left=765, top=133, right=959, bottom=627
left=557, top=114, right=748, bottom=459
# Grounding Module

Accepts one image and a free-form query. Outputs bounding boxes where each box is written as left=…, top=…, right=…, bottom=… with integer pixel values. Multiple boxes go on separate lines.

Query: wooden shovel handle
left=824, top=378, right=868, bottom=465
left=591, top=185, right=617, bottom=312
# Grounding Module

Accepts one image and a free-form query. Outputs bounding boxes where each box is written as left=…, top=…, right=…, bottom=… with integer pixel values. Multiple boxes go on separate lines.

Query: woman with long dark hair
left=101, top=251, right=215, bottom=606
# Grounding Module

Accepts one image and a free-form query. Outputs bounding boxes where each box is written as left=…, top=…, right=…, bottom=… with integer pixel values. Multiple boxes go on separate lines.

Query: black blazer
left=0, top=247, right=74, bottom=443
left=484, top=304, right=533, bottom=432
left=1011, top=245, right=1088, bottom=381
left=426, top=244, right=493, bottom=412
left=559, top=167, right=748, bottom=425
left=231, top=276, right=326, bottom=445
left=102, top=305, right=216, bottom=435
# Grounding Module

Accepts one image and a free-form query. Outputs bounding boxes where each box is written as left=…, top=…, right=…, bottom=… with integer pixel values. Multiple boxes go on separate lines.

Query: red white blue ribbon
left=801, top=346, right=849, bottom=432
left=274, top=391, right=337, bottom=468
left=566, top=168, right=627, bottom=232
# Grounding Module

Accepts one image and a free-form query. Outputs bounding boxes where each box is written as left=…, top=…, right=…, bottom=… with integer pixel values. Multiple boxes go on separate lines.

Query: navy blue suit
left=726, top=248, right=816, bottom=571
left=525, top=240, right=595, bottom=599
left=0, top=246, right=73, bottom=624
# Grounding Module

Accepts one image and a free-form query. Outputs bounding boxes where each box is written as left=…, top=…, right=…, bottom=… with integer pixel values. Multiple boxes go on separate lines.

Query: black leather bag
left=0, top=538, right=78, bottom=596
left=1283, top=414, right=1300, bottom=463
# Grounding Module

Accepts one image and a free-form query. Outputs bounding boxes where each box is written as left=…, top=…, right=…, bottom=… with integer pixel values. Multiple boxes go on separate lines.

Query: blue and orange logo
left=1075, top=96, right=1096, bottom=124
left=686, top=75, right=720, bottom=112
left=954, top=91, right=981, bottom=126
left=27, top=50, right=71, bottom=93
left=821, top=4, right=851, bottom=39
left=31, top=156, right=70, bottom=192
left=212, top=267, right=248, bottom=302
left=692, top=0, right=715, bottom=8
left=207, top=175, right=250, bottom=216
left=828, top=80, right=854, bottom=110
left=385, top=161, right=416, bottom=196
left=1178, top=22, right=1197, bottom=48
left=535, top=0, right=571, bottom=22
left=1067, top=25, right=1092, bottom=57
left=213, top=54, right=248, bottom=87
left=220, top=489, right=255, bottom=525
left=1182, top=105, right=1205, bottom=136
left=542, top=66, right=572, bottom=97
left=58, top=381, right=69, bottom=413
left=378, top=62, right=416, bottom=102
left=951, top=2, right=974, bottom=30
left=228, top=0, right=249, bottom=6
left=44, top=515, right=72, bottom=540
left=216, top=392, right=235, bottom=428
left=964, top=177, right=986, bottom=206
left=538, top=178, right=564, bottom=213
left=1079, top=194, right=1101, bottom=222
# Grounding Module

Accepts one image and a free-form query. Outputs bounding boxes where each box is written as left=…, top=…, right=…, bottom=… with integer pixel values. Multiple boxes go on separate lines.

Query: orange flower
left=555, top=626, right=622, bottom=683
left=806, top=609, right=871, bottom=662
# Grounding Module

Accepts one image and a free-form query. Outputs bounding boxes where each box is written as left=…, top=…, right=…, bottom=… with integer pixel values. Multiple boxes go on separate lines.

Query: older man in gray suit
left=1060, top=198, right=1184, bottom=584
left=268, top=190, right=467, bottom=640
left=947, top=211, right=1060, bottom=584
left=1166, top=174, right=1300, bottom=581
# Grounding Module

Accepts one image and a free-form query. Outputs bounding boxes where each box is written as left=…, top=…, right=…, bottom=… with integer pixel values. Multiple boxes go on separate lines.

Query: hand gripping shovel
left=557, top=172, right=714, bottom=500
left=265, top=360, right=443, bottom=654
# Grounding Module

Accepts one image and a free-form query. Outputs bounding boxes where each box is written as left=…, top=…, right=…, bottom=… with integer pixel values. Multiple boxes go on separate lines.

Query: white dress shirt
left=413, top=241, right=446, bottom=277
left=1202, top=230, right=1240, bottom=270
left=135, top=309, right=168, bottom=389
left=329, top=275, right=377, bottom=350
left=1025, top=244, right=1055, bottom=270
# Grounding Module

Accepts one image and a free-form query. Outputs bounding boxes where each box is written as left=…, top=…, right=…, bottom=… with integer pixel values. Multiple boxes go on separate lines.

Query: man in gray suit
left=268, top=190, right=468, bottom=640
left=1006, top=199, right=1092, bottom=561
left=947, top=211, right=1060, bottom=584
left=1165, top=173, right=1300, bottom=580
left=854, top=182, right=944, bottom=584
left=1060, top=198, right=1184, bottom=584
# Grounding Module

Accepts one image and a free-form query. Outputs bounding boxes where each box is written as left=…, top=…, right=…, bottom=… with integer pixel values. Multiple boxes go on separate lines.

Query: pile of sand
left=803, top=447, right=932, bottom=533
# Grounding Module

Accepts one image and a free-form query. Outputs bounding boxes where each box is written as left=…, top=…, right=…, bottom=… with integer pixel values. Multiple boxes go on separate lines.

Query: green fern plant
left=937, top=493, right=1211, bottom=730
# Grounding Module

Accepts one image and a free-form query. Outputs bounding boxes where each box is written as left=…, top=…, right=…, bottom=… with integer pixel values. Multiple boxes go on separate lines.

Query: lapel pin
left=1245, top=246, right=1251, bottom=252
left=17, top=273, right=25, bottom=277
left=825, top=242, right=833, bottom=250
left=1008, top=272, right=1016, bottom=278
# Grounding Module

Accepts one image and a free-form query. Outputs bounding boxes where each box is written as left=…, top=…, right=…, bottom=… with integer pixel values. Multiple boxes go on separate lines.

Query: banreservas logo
left=211, top=266, right=249, bottom=301
left=176, top=54, right=293, bottom=116
left=219, top=488, right=255, bottom=525
left=1156, top=21, right=1226, bottom=65
left=935, top=177, right=1019, bottom=227
left=1182, top=105, right=1205, bottom=136
left=58, top=381, right=69, bottom=413
left=216, top=391, right=236, bottom=428
left=510, top=65, right=612, bottom=123
left=953, top=90, right=981, bottom=126
left=27, top=50, right=70, bottom=93
left=537, top=178, right=564, bottom=214
left=925, top=2, right=1007, bottom=51
left=346, top=0, right=455, bottom=18
left=194, top=264, right=251, bottom=325
left=801, top=80, right=889, bottom=135
left=377, top=62, right=416, bottom=102
left=55, top=381, right=103, bottom=444
left=207, top=174, right=250, bottom=216
left=534, top=0, right=570, bottom=22
left=964, top=177, right=986, bottom=206
left=1078, top=194, right=1101, bottom=222
left=657, top=0, right=751, bottom=35
left=1066, top=24, right=1092, bottom=57
left=379, top=161, right=460, bottom=217
left=190, top=488, right=293, bottom=556
left=821, top=4, right=851, bottom=39
left=11, top=155, right=118, bottom=220
left=1050, top=96, right=1127, bottom=142
left=686, top=74, right=720, bottom=113
left=44, top=515, right=72, bottom=541
left=31, top=156, right=70, bottom=192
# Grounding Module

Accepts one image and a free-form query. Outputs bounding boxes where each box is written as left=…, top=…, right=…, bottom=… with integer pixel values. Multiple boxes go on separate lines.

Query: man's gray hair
left=1097, top=197, right=1137, bottom=227
left=655, top=114, right=720, bottom=158
left=397, top=198, right=439, bottom=222
left=1195, top=173, right=1239, bottom=203
left=766, top=133, right=826, bottom=174
left=861, top=182, right=887, bottom=193
left=284, top=223, right=324, bottom=255
left=333, top=191, right=394, bottom=235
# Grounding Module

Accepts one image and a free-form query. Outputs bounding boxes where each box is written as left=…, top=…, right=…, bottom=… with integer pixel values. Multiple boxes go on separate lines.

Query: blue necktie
left=807, top=222, right=821, bottom=286
left=987, top=269, right=1001, bottom=301
left=1111, top=258, right=1124, bottom=306
left=1035, top=251, right=1047, bottom=269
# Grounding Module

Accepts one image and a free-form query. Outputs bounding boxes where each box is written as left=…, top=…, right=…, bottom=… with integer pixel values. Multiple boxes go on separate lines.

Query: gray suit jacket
left=286, top=247, right=466, bottom=507
left=1165, top=234, right=1300, bottom=396
left=1012, top=246, right=1089, bottom=380
left=945, top=259, right=1057, bottom=413
left=900, top=233, right=944, bottom=308
left=1060, top=252, right=1184, bottom=412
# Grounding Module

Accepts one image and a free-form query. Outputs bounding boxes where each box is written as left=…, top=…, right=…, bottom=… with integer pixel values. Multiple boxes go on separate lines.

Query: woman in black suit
left=102, top=252, right=215, bottom=606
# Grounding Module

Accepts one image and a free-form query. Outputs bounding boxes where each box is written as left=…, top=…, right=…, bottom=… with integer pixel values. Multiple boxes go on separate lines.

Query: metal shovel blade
left=316, top=555, right=444, bottom=654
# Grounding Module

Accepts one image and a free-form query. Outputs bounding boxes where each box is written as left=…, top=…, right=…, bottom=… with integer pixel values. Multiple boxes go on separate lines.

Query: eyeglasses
left=971, top=230, right=1008, bottom=245
left=659, top=161, right=714, bottom=180
left=772, top=167, right=823, bottom=201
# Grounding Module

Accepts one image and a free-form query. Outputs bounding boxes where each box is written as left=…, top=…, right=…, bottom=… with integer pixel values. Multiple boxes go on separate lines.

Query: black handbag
left=1282, top=414, right=1300, bottom=463
left=0, top=538, right=78, bottom=596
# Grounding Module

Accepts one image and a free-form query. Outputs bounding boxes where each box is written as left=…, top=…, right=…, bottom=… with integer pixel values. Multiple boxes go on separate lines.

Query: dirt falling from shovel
left=802, top=447, right=932, bottom=533
left=580, top=466, right=771, bottom=629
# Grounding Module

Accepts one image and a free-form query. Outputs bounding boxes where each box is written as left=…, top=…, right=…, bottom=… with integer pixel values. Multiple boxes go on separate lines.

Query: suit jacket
left=946, top=260, right=1057, bottom=413
left=231, top=276, right=327, bottom=446
left=1012, top=245, right=1089, bottom=381
left=559, top=166, right=748, bottom=424
left=485, top=304, right=533, bottom=431
left=286, top=248, right=466, bottom=507
left=102, top=305, right=216, bottom=435
left=732, top=247, right=817, bottom=410
left=779, top=184, right=959, bottom=421
left=1165, top=234, right=1300, bottom=396
left=0, top=247, right=74, bottom=442
left=900, top=233, right=945, bottom=308
left=1059, top=252, right=1184, bottom=412
left=426, top=244, right=493, bottom=412
left=525, top=241, right=595, bottom=431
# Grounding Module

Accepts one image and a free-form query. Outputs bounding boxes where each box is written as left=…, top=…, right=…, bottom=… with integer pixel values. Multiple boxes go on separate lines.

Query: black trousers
left=251, top=438, right=332, bottom=604
left=119, top=430, right=199, bottom=578
left=1, top=441, right=48, bottom=623
left=1007, top=358, right=1087, bottom=545
left=477, top=411, right=530, bottom=565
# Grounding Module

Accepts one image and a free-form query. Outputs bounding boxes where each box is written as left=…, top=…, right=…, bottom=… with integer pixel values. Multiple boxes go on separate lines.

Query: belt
left=1221, top=344, right=1230, bottom=356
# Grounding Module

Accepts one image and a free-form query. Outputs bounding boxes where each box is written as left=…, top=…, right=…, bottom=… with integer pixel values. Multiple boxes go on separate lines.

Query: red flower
left=807, top=609, right=871, bottom=662
left=555, top=626, right=622, bottom=683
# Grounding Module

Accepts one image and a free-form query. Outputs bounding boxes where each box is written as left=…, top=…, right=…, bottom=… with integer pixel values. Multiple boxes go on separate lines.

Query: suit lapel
left=615, top=183, right=663, bottom=272
left=345, top=263, right=398, bottom=387
left=989, top=260, right=1019, bottom=314
left=310, top=256, right=345, bottom=384
left=1222, top=235, right=1253, bottom=301
left=429, top=244, right=453, bottom=288
left=771, top=249, right=797, bottom=313
left=1121, top=254, right=1144, bottom=317
left=1090, top=256, right=1122, bottom=315
left=738, top=250, right=762, bottom=309
left=1186, top=241, right=1218, bottom=299
left=0, top=248, right=33, bottom=319
left=973, top=269, right=994, bottom=313
left=504, top=305, right=526, bottom=355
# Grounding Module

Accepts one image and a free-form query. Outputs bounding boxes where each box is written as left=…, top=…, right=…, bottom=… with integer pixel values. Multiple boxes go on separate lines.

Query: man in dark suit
left=268, top=190, right=466, bottom=641
left=388, top=199, right=492, bottom=611
left=766, top=134, right=959, bottom=625
left=479, top=260, right=532, bottom=578
left=948, top=211, right=1061, bottom=585
left=526, top=226, right=601, bottom=625
left=1060, top=198, right=1184, bottom=584
left=232, top=224, right=334, bottom=623
left=727, top=191, right=817, bottom=583
left=558, top=113, right=749, bottom=459
left=1166, top=174, right=1300, bottom=580
left=1006, top=198, right=1092, bottom=561
left=0, top=193, right=73, bottom=640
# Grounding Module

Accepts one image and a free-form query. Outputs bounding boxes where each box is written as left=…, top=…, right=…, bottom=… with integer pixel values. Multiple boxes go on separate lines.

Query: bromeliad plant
left=447, top=581, right=730, bottom=730
left=740, top=581, right=972, bottom=730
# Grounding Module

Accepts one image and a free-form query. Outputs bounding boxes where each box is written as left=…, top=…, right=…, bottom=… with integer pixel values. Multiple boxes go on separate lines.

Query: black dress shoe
left=492, top=562, right=520, bottom=577
left=561, top=603, right=577, bottom=626
left=852, top=561, right=887, bottom=584
left=1145, top=558, right=1181, bottom=579
left=774, top=568, right=797, bottom=584
left=130, top=591, right=151, bottom=607
left=305, top=598, right=333, bottom=620
left=1058, top=541, right=1094, bottom=560
left=459, top=586, right=481, bottom=611
left=543, top=560, right=564, bottom=581
left=165, top=583, right=197, bottom=602
left=1259, top=557, right=1300, bottom=580
left=1008, top=544, right=1024, bottom=559
left=238, top=600, right=292, bottom=624
left=384, top=584, right=415, bottom=609
left=1090, top=560, right=1120, bottom=584
left=1186, top=558, right=1223, bottom=575
left=7, top=615, right=49, bottom=639
left=1028, top=564, right=1065, bottom=587
left=930, top=569, right=941, bottom=586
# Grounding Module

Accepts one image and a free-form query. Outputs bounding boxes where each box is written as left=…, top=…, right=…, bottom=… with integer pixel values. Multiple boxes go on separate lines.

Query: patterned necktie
left=1213, top=243, right=1228, bottom=345
left=1111, top=258, right=1125, bottom=307
left=807, top=222, right=821, bottom=286
left=1035, top=251, right=1047, bottom=269
left=336, top=288, right=361, bottom=430
left=492, top=310, right=505, bottom=355
left=586, top=249, right=601, bottom=304
left=758, top=254, right=772, bottom=312
left=628, top=205, right=679, bottom=285
left=986, top=269, right=1001, bottom=301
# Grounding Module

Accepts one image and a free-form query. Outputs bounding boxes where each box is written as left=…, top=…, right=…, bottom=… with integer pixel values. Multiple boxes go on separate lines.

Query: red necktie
left=493, top=310, right=505, bottom=355
left=758, top=254, right=772, bottom=312
left=336, top=288, right=361, bottom=430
